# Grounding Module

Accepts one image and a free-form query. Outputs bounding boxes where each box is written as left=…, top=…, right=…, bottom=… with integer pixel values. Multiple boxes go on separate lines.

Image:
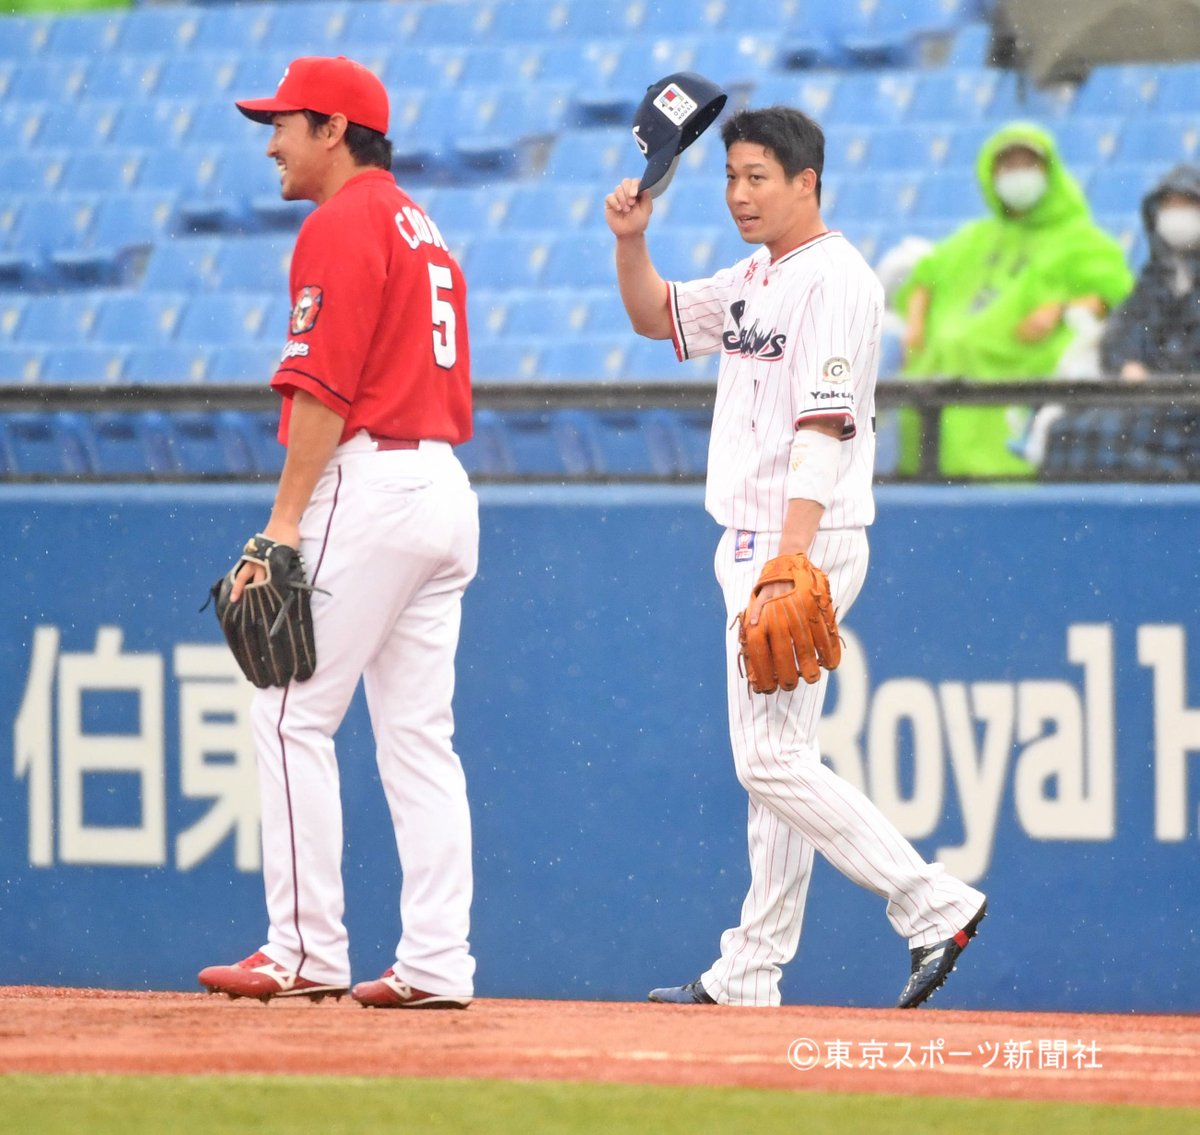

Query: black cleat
left=648, top=978, right=717, bottom=1004
left=897, top=900, right=987, bottom=1009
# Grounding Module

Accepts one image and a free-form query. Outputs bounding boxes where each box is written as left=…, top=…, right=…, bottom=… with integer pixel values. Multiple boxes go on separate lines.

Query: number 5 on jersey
left=428, top=263, right=456, bottom=369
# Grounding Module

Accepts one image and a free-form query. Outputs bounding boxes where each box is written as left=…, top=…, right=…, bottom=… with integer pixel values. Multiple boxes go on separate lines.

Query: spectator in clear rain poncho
left=895, top=122, right=1133, bottom=477
left=1101, top=164, right=1200, bottom=380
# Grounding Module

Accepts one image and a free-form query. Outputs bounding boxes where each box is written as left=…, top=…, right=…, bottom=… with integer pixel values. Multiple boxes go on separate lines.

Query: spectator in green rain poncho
left=896, top=122, right=1133, bottom=477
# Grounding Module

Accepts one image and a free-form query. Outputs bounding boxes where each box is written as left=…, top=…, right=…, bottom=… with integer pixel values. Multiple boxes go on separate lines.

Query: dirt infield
left=2, top=987, right=1196, bottom=1108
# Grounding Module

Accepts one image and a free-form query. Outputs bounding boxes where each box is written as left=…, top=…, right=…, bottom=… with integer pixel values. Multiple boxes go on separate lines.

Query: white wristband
left=785, top=428, right=841, bottom=507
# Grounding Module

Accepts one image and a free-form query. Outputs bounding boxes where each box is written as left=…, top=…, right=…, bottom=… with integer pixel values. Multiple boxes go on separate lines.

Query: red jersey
left=272, top=168, right=472, bottom=446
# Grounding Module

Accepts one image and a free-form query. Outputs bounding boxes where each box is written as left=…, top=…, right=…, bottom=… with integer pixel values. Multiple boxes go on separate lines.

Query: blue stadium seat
left=228, top=411, right=284, bottom=475
left=690, top=33, right=781, bottom=89
left=58, top=149, right=145, bottom=194
left=84, top=411, right=177, bottom=476
left=455, top=408, right=509, bottom=476
left=92, top=292, right=186, bottom=346
left=1095, top=210, right=1147, bottom=270
left=499, top=288, right=592, bottom=338
left=110, top=100, right=196, bottom=148
left=136, top=145, right=221, bottom=199
left=580, top=290, right=633, bottom=335
left=867, top=122, right=957, bottom=171
left=7, top=194, right=97, bottom=255
left=945, top=21, right=992, bottom=67
left=165, top=411, right=256, bottom=476
left=186, top=99, right=278, bottom=148
left=1, top=412, right=93, bottom=475
left=191, top=4, right=275, bottom=53
left=80, top=54, right=164, bottom=100
left=540, top=233, right=618, bottom=289
left=429, top=185, right=512, bottom=238
left=0, top=295, right=27, bottom=343
left=0, top=101, right=45, bottom=149
left=40, top=345, right=127, bottom=384
left=118, top=5, right=201, bottom=54
left=827, top=69, right=919, bottom=124
left=10, top=57, right=89, bottom=101
left=911, top=168, right=982, bottom=221
left=86, top=191, right=179, bottom=254
left=16, top=291, right=104, bottom=344
left=943, top=121, right=997, bottom=168
left=752, top=71, right=841, bottom=122
left=823, top=125, right=874, bottom=174
left=537, top=335, right=629, bottom=381
left=488, top=409, right=594, bottom=476
left=503, top=183, right=598, bottom=232
left=485, top=0, right=569, bottom=41
left=0, top=346, right=47, bottom=383
left=469, top=340, right=541, bottom=382
left=177, top=147, right=281, bottom=233
left=456, top=44, right=546, bottom=87
left=252, top=1, right=351, bottom=53
left=214, top=237, right=293, bottom=294
left=207, top=344, right=283, bottom=384
left=154, top=54, right=240, bottom=100
left=34, top=101, right=121, bottom=148
left=1154, top=64, right=1200, bottom=115
left=464, top=233, right=551, bottom=288
left=466, top=287, right=509, bottom=340
left=1088, top=164, right=1154, bottom=215
left=0, top=151, right=68, bottom=194
left=543, top=128, right=630, bottom=182
left=658, top=408, right=712, bottom=474
left=1054, top=118, right=1124, bottom=168
left=141, top=238, right=223, bottom=291
left=175, top=293, right=275, bottom=346
left=574, top=409, right=677, bottom=476
left=646, top=228, right=720, bottom=282
left=554, top=1, right=647, bottom=40
left=123, top=344, right=212, bottom=385
left=1071, top=64, right=1161, bottom=117
left=906, top=69, right=998, bottom=121
left=829, top=171, right=923, bottom=224
left=1113, top=116, right=1200, bottom=165
left=0, top=16, right=50, bottom=62
left=232, top=52, right=292, bottom=98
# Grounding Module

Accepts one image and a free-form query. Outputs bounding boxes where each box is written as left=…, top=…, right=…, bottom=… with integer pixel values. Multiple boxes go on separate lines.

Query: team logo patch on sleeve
left=734, top=530, right=756, bottom=562
left=290, top=286, right=323, bottom=335
left=822, top=356, right=851, bottom=382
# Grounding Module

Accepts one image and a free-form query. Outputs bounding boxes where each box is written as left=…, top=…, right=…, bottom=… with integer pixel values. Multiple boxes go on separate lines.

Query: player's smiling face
left=725, top=142, right=819, bottom=258
left=266, top=112, right=327, bottom=203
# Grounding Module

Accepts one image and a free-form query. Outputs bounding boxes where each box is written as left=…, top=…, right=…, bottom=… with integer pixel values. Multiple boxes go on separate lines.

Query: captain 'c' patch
left=290, top=286, right=324, bottom=335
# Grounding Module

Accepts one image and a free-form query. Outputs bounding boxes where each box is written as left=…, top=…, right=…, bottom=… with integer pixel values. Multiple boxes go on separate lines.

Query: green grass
left=0, top=1075, right=1194, bottom=1135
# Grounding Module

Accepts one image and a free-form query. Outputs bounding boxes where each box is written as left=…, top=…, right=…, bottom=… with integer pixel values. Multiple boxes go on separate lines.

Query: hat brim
left=639, top=151, right=681, bottom=199
left=236, top=97, right=306, bottom=125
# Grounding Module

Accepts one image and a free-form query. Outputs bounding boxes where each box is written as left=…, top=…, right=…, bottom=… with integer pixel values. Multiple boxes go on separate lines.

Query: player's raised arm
left=605, top=177, right=672, bottom=340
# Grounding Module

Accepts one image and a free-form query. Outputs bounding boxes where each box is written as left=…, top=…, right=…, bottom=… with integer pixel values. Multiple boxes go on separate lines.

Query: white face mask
left=994, top=167, right=1048, bottom=213
left=1155, top=205, right=1200, bottom=252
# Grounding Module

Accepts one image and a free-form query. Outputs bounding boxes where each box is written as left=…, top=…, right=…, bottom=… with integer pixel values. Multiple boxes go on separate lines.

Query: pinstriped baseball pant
left=700, top=527, right=986, bottom=1007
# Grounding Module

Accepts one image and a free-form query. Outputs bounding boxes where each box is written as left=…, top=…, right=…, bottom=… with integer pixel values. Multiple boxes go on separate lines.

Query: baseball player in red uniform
left=606, top=98, right=987, bottom=1008
left=198, top=56, right=478, bottom=1009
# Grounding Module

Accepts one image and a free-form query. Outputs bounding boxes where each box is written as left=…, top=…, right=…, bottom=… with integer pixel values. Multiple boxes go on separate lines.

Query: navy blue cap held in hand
left=633, top=72, right=728, bottom=199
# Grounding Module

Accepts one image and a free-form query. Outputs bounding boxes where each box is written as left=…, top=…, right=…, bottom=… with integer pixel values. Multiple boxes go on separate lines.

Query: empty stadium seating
left=0, top=0, right=1194, bottom=478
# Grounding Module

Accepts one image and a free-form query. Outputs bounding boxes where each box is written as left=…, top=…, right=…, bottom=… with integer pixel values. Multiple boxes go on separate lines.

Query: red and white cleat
left=351, top=968, right=472, bottom=1010
left=198, top=951, right=348, bottom=1003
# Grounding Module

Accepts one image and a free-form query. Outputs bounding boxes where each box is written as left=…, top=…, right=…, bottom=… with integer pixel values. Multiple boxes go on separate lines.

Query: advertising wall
left=2, top=482, right=1196, bottom=1012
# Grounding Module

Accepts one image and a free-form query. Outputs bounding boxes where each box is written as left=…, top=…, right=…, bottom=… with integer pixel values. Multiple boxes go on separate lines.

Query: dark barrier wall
left=3, top=483, right=1198, bottom=1012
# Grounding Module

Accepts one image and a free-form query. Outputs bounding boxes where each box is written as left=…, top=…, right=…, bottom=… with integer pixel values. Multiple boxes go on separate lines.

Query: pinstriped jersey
left=668, top=230, right=883, bottom=533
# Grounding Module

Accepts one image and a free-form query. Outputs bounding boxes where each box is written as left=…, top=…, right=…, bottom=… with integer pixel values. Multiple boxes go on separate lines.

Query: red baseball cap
left=236, top=55, right=389, bottom=134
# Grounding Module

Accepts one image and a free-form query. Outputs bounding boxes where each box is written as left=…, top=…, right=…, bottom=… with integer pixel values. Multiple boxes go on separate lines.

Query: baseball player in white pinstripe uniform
left=606, top=103, right=987, bottom=1008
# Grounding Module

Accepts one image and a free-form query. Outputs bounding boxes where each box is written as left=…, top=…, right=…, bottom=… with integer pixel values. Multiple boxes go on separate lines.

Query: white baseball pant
left=249, top=434, right=478, bottom=998
left=701, top=526, right=986, bottom=1006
